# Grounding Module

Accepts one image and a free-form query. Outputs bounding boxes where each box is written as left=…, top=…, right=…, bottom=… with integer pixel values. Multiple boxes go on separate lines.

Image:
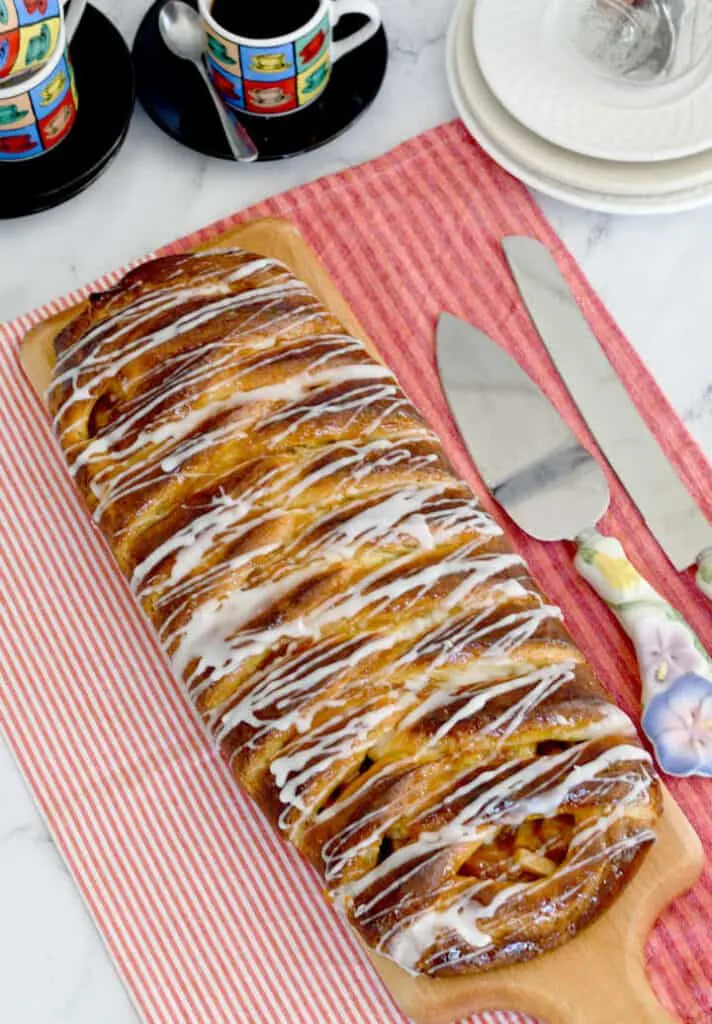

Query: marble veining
left=0, top=0, right=710, bottom=1020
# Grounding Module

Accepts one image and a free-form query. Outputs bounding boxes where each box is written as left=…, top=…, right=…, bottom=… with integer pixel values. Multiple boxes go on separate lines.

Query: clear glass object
left=573, top=0, right=712, bottom=84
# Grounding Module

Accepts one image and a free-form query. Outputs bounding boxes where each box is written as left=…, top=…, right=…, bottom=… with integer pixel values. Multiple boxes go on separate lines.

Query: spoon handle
left=65, top=0, right=88, bottom=41
left=196, top=60, right=258, bottom=163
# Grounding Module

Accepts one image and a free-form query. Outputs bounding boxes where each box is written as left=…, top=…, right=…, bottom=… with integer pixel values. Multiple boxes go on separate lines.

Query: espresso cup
left=198, top=0, right=381, bottom=117
left=0, top=25, right=77, bottom=160
left=0, top=0, right=85, bottom=81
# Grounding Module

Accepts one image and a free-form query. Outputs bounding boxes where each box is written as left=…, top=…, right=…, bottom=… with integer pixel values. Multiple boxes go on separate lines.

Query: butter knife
left=503, top=235, right=712, bottom=601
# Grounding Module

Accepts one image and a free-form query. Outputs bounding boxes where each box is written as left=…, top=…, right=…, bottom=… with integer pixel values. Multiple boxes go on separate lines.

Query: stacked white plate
left=446, top=0, right=712, bottom=214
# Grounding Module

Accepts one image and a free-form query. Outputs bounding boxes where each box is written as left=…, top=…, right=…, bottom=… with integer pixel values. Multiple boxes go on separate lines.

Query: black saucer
left=132, top=0, right=388, bottom=161
left=0, top=5, right=135, bottom=219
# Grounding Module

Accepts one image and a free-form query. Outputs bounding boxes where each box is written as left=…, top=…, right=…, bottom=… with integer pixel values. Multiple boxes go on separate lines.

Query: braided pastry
left=47, top=247, right=661, bottom=976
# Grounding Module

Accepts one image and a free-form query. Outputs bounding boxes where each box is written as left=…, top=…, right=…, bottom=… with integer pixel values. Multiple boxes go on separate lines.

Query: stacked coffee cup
left=0, top=0, right=85, bottom=162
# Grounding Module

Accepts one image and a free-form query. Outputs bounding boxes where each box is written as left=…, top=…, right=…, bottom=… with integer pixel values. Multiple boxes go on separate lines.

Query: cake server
left=502, top=234, right=712, bottom=600
left=436, top=312, right=712, bottom=777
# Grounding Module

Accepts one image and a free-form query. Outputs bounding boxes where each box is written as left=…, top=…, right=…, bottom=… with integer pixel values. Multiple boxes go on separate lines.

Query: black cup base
left=0, top=5, right=135, bottom=220
left=132, top=0, right=388, bottom=162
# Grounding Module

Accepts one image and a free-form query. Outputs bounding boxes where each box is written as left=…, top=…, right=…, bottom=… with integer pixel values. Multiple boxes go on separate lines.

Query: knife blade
left=436, top=313, right=712, bottom=776
left=502, top=235, right=712, bottom=597
left=436, top=312, right=610, bottom=541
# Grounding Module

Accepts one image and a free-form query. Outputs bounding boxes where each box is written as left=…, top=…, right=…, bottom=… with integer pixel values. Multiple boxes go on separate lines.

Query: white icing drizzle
left=50, top=248, right=657, bottom=977
left=338, top=741, right=652, bottom=970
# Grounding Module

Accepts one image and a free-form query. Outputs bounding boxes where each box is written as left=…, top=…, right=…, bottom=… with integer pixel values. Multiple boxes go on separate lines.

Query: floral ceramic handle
left=575, top=530, right=712, bottom=778
left=698, top=549, right=712, bottom=599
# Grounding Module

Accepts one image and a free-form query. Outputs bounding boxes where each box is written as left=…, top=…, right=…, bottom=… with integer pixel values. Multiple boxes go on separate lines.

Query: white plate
left=473, top=0, right=712, bottom=162
left=459, top=0, right=712, bottom=197
left=447, top=0, right=712, bottom=214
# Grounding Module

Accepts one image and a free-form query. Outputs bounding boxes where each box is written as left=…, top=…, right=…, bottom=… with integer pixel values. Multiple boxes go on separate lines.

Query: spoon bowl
left=159, top=0, right=207, bottom=62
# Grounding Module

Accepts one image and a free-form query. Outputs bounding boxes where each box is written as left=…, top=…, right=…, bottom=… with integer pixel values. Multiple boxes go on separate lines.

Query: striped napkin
left=1, top=121, right=710, bottom=1024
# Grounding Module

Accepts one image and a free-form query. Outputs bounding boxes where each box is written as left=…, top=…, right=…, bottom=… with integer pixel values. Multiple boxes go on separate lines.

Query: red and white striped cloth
left=1, top=122, right=710, bottom=1024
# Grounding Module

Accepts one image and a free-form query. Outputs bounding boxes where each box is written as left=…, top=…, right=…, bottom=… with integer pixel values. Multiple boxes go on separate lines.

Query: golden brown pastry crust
left=47, top=247, right=661, bottom=976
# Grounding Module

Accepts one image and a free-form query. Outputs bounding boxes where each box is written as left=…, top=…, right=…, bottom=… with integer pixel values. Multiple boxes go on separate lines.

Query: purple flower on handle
left=638, top=621, right=701, bottom=695
left=642, top=673, right=712, bottom=778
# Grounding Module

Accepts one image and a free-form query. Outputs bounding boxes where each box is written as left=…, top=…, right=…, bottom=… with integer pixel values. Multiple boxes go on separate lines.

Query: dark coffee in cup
left=210, top=0, right=320, bottom=39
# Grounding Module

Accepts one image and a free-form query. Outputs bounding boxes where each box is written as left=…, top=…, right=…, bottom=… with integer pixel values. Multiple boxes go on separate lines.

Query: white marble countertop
left=1, top=1, right=710, bottom=1020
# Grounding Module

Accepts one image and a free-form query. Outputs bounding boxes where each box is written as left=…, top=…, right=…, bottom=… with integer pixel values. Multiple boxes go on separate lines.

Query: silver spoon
left=158, top=0, right=258, bottom=163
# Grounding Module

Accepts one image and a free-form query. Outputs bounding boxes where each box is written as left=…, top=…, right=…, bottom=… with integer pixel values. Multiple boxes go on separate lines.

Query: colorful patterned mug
left=198, top=0, right=381, bottom=117
left=0, top=0, right=84, bottom=81
left=0, top=25, right=77, bottom=160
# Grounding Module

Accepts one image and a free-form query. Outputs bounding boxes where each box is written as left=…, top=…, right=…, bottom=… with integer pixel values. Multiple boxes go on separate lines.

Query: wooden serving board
left=19, top=217, right=705, bottom=1024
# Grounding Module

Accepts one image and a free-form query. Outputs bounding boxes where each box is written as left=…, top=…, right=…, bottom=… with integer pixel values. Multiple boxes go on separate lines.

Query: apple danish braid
left=47, top=246, right=661, bottom=976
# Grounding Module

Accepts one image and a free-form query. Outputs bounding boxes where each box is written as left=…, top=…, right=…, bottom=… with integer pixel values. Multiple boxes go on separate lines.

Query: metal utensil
left=158, top=0, right=258, bottom=163
left=578, top=0, right=676, bottom=81
left=503, top=235, right=712, bottom=600
left=65, top=0, right=88, bottom=41
left=437, top=312, right=712, bottom=777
